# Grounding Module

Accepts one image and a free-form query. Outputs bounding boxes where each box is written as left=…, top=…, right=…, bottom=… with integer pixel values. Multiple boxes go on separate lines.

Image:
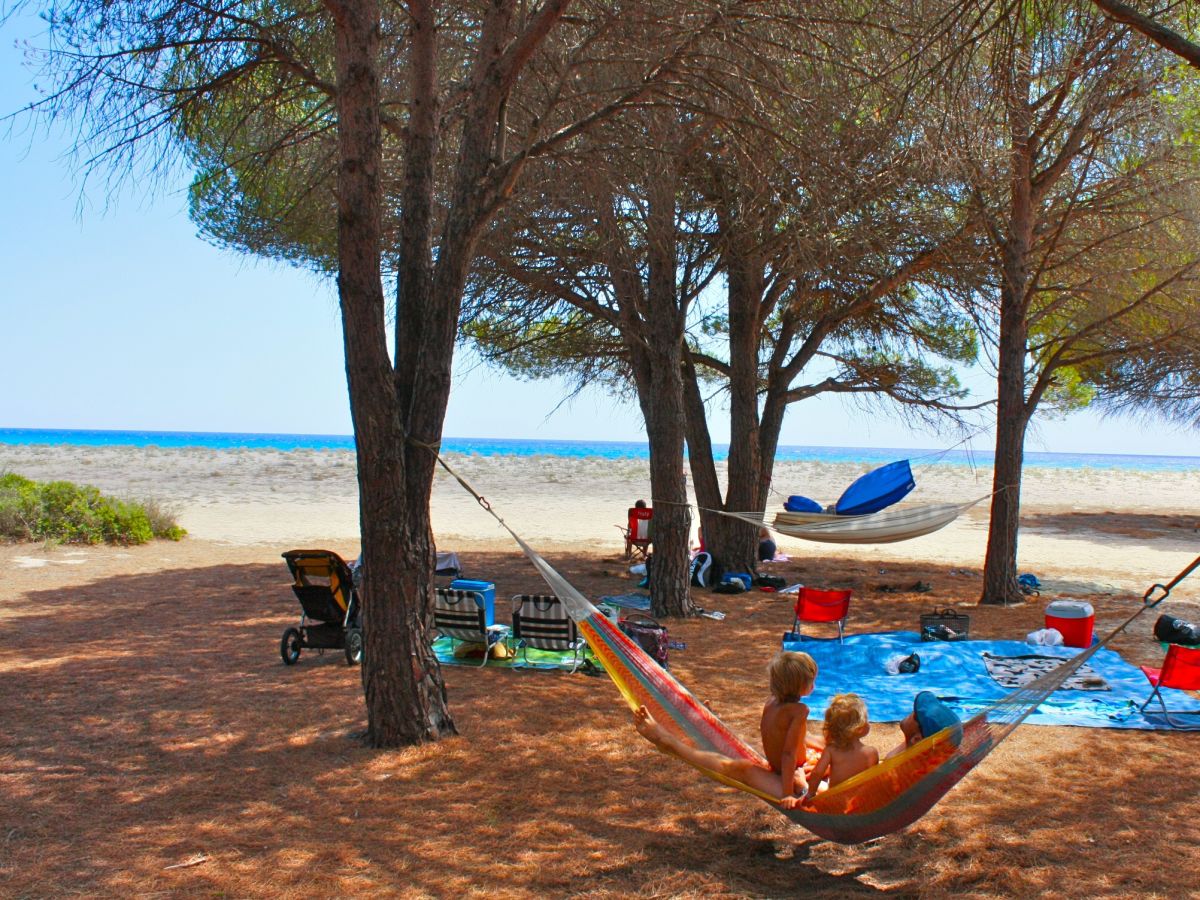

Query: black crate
left=920, top=608, right=970, bottom=641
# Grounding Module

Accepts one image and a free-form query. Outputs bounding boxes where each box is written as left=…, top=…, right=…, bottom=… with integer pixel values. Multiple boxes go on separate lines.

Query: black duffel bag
left=1153, top=613, right=1200, bottom=646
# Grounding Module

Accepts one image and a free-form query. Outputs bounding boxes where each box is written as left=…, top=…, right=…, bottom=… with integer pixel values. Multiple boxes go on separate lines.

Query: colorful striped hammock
left=431, top=453, right=1193, bottom=843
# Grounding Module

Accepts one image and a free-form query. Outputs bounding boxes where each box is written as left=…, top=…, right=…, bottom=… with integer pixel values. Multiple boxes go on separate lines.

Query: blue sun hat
left=913, top=691, right=963, bottom=746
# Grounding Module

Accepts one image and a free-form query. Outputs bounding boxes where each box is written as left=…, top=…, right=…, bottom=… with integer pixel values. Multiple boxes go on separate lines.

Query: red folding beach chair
left=1139, top=643, right=1200, bottom=727
left=622, top=506, right=653, bottom=560
left=791, top=586, right=853, bottom=644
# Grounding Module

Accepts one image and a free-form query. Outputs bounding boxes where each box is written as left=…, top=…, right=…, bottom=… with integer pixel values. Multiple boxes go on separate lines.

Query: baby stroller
left=280, top=549, right=363, bottom=666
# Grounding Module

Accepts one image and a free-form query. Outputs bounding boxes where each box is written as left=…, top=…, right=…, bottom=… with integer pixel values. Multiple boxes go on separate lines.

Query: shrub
left=0, top=473, right=187, bottom=545
left=139, top=496, right=187, bottom=541
left=0, top=473, right=39, bottom=541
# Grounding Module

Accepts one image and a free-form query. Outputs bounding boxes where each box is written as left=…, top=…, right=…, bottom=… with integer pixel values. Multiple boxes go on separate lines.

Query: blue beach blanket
left=781, top=631, right=1200, bottom=730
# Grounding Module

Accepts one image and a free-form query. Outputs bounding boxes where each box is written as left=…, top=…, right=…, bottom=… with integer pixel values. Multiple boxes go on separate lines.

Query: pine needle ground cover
left=1, top=540, right=1197, bottom=897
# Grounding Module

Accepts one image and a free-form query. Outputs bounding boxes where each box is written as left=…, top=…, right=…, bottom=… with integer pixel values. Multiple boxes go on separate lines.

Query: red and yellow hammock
left=581, top=610, right=997, bottom=843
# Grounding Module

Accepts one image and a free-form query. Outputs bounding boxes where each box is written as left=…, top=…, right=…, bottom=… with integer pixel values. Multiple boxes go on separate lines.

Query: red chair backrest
left=628, top=507, right=653, bottom=542
left=794, top=587, right=852, bottom=623
left=1160, top=644, right=1200, bottom=691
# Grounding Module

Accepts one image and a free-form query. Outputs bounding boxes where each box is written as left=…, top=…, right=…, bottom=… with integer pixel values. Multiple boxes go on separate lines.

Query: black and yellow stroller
left=280, top=549, right=363, bottom=666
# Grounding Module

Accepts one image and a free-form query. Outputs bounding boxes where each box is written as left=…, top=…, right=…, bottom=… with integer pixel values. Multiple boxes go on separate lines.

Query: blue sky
left=1, top=12, right=1195, bottom=457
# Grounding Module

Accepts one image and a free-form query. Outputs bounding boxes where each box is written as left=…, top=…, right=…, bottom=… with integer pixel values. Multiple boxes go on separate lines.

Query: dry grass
left=1, top=541, right=1198, bottom=898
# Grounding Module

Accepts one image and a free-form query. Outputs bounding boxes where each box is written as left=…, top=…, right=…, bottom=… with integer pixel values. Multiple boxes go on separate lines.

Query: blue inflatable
left=834, top=460, right=915, bottom=516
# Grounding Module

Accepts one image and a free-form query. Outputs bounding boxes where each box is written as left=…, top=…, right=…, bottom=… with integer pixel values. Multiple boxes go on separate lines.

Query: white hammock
left=771, top=498, right=985, bottom=544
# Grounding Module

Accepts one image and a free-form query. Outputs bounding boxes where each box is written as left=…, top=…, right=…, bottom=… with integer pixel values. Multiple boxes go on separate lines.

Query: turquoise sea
left=1, top=427, right=1197, bottom=472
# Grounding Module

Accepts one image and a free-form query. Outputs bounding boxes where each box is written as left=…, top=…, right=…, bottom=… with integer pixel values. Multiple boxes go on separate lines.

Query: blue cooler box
left=449, top=579, right=496, bottom=626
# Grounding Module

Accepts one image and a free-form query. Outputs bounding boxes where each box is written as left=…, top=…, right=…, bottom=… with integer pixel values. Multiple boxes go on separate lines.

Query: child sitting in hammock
left=633, top=650, right=820, bottom=808
left=802, top=693, right=879, bottom=801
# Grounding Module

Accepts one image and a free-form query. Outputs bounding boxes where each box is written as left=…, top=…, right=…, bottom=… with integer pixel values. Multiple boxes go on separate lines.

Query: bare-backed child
left=633, top=650, right=819, bottom=808
left=803, top=693, right=879, bottom=801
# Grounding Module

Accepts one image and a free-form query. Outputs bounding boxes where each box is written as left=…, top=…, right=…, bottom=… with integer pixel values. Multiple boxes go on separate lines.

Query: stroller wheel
left=344, top=628, right=364, bottom=666
left=281, top=627, right=303, bottom=665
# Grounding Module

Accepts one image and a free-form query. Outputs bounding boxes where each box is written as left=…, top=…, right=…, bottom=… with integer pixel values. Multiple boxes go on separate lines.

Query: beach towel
left=432, top=636, right=597, bottom=672
left=982, top=652, right=1110, bottom=691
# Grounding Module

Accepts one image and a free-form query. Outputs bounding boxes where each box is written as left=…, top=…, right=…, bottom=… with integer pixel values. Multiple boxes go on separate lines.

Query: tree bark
left=328, top=0, right=454, bottom=744
left=981, top=284, right=1030, bottom=606
left=1088, top=0, right=1200, bottom=69
left=981, top=44, right=1034, bottom=607
left=642, top=382, right=694, bottom=617
left=636, top=156, right=695, bottom=619
left=690, top=228, right=765, bottom=573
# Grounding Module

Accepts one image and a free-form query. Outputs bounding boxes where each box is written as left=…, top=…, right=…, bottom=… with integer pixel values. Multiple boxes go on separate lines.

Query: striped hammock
left=756, top=494, right=991, bottom=545
left=771, top=501, right=981, bottom=544
left=430, top=452, right=1190, bottom=843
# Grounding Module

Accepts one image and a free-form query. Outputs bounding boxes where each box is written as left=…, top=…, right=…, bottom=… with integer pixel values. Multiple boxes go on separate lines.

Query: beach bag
left=690, top=551, right=720, bottom=588
left=920, top=608, right=970, bottom=642
left=619, top=612, right=670, bottom=668
left=1154, top=614, right=1200, bottom=646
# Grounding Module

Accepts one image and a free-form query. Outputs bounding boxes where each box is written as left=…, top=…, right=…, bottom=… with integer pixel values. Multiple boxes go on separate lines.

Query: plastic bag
left=1026, top=627, right=1064, bottom=646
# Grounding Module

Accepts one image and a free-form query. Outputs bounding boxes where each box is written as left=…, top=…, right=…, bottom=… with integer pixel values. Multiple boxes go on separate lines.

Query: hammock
left=771, top=499, right=984, bottom=545
left=429, top=451, right=1197, bottom=843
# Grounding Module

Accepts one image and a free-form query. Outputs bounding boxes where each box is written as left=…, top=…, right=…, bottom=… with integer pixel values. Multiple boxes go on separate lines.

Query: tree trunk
left=335, top=0, right=453, bottom=746
left=644, top=390, right=694, bottom=618
left=981, top=57, right=1034, bottom=608
left=680, top=202, right=771, bottom=574
left=981, top=265, right=1030, bottom=606
left=637, top=157, right=695, bottom=619
left=981, top=381, right=1027, bottom=606
left=682, top=357, right=761, bottom=574
left=682, top=353, right=724, bottom=553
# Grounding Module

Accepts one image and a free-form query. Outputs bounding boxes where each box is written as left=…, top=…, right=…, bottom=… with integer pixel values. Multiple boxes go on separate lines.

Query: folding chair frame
left=790, top=587, right=853, bottom=645
left=1139, top=643, right=1200, bottom=728
left=434, top=588, right=510, bottom=667
left=511, top=594, right=588, bottom=673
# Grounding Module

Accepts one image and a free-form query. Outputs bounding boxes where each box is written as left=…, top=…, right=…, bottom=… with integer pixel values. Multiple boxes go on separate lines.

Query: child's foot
left=633, top=706, right=671, bottom=752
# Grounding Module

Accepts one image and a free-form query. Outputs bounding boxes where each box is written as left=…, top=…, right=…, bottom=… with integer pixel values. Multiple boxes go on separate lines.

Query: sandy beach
left=3, top=442, right=1198, bottom=599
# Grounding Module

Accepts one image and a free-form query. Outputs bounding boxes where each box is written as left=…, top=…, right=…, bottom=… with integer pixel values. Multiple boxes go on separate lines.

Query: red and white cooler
left=1045, top=600, right=1095, bottom=648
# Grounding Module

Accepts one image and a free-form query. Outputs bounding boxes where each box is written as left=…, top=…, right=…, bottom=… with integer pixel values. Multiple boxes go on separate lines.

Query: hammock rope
left=423, top=445, right=1197, bottom=844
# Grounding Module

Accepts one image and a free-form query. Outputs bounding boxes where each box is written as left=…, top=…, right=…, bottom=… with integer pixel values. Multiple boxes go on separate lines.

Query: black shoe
left=898, top=652, right=921, bottom=674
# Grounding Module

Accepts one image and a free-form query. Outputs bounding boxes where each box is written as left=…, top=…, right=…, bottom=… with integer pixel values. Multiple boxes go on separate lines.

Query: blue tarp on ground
left=781, top=631, right=1200, bottom=730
